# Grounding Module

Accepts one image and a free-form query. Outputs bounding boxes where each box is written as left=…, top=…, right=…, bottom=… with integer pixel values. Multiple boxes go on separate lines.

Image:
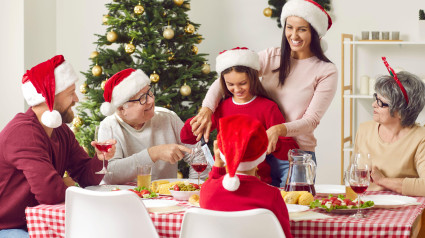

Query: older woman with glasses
left=354, top=58, right=425, bottom=196
left=97, top=68, right=209, bottom=184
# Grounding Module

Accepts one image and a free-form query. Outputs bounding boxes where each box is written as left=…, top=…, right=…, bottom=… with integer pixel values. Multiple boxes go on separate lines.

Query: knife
left=200, top=137, right=215, bottom=166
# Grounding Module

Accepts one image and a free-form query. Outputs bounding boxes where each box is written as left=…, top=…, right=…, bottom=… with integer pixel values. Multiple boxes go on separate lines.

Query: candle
left=360, top=75, right=369, bottom=95
left=369, top=78, right=376, bottom=95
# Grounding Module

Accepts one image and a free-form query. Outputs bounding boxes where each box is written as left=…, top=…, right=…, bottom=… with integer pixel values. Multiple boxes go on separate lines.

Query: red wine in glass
left=191, top=163, right=207, bottom=173
left=285, top=182, right=316, bottom=196
left=95, top=143, right=113, bottom=153
left=350, top=184, right=368, bottom=194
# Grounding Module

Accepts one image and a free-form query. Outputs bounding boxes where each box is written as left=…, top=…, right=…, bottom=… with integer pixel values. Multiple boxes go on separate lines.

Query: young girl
left=180, top=47, right=298, bottom=186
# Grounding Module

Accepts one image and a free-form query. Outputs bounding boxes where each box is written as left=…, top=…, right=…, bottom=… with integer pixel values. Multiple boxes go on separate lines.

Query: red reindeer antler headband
left=381, top=57, right=409, bottom=105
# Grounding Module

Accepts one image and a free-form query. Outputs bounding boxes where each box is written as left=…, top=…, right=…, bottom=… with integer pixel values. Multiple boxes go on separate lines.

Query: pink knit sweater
left=203, top=47, right=338, bottom=151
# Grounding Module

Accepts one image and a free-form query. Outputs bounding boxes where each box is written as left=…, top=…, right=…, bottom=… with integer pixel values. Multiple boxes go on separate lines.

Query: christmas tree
left=264, top=0, right=331, bottom=28
left=73, top=0, right=216, bottom=176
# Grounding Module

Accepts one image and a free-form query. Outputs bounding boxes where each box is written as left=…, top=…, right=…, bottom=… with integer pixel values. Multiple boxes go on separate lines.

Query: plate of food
left=286, top=204, right=309, bottom=213
left=85, top=185, right=158, bottom=198
left=151, top=179, right=203, bottom=196
left=362, top=195, right=418, bottom=208
left=315, top=184, right=345, bottom=196
left=310, top=194, right=374, bottom=213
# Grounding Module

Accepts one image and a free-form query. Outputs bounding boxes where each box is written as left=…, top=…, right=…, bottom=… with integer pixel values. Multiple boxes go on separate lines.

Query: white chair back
left=65, top=186, right=159, bottom=238
left=179, top=208, right=286, bottom=238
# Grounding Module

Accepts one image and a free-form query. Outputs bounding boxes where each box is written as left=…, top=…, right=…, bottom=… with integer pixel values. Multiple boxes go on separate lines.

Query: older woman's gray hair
left=374, top=71, right=425, bottom=127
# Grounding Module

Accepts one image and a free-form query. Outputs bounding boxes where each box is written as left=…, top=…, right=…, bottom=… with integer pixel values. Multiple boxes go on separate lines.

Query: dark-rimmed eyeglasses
left=127, top=86, right=154, bottom=105
left=373, top=93, right=389, bottom=108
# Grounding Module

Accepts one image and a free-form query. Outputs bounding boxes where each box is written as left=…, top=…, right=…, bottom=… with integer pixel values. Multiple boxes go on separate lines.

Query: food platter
left=153, top=178, right=203, bottom=196
left=315, top=184, right=345, bottom=196
left=85, top=185, right=134, bottom=192
left=362, top=195, right=418, bottom=208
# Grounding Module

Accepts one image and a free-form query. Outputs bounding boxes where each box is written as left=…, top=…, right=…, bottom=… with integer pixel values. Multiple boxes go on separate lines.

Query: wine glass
left=94, top=126, right=113, bottom=174
left=190, top=148, right=208, bottom=185
left=349, top=153, right=370, bottom=218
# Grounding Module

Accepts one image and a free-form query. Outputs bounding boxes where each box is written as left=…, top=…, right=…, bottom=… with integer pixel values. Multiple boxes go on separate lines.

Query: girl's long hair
left=273, top=22, right=332, bottom=86
left=219, top=66, right=272, bottom=101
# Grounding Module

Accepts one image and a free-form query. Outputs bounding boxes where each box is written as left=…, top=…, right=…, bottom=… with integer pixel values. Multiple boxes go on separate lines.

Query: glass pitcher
left=284, top=149, right=316, bottom=196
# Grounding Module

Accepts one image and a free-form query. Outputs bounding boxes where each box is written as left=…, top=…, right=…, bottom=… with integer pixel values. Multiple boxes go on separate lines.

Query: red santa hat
left=217, top=114, right=268, bottom=191
left=100, top=68, right=150, bottom=116
left=22, top=55, right=79, bottom=128
left=280, top=0, right=332, bottom=38
left=215, top=47, right=260, bottom=75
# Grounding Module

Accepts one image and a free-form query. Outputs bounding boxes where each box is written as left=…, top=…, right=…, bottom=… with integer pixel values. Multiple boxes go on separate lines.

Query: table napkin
left=289, top=211, right=332, bottom=221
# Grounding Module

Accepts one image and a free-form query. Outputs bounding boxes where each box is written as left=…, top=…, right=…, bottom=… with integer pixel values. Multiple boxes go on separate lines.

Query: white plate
left=315, top=184, right=345, bottom=195
left=152, top=178, right=203, bottom=184
left=362, top=195, right=418, bottom=208
left=142, top=200, right=178, bottom=208
left=85, top=185, right=135, bottom=192
left=317, top=205, right=374, bottom=214
left=286, top=204, right=309, bottom=213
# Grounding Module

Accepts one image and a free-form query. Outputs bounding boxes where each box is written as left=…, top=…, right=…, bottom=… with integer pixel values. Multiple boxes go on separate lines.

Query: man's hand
left=190, top=107, right=213, bottom=142
left=91, top=139, right=117, bottom=161
left=148, top=144, right=193, bottom=164
left=266, top=124, right=287, bottom=154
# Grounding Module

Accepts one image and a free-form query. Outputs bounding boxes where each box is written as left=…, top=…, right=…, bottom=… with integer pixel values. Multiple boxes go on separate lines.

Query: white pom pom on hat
left=215, top=47, right=260, bottom=75
left=101, top=68, right=150, bottom=116
left=217, top=115, right=268, bottom=192
left=280, top=0, right=332, bottom=38
left=21, top=55, right=79, bottom=128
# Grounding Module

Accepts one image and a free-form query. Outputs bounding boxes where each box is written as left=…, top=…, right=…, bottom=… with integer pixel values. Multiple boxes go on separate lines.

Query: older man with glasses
left=98, top=68, right=209, bottom=184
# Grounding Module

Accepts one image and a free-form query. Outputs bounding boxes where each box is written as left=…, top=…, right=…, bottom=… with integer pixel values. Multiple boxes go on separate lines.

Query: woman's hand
left=190, top=107, right=213, bottom=142
left=213, top=140, right=225, bottom=167
left=266, top=124, right=287, bottom=154
left=370, top=166, right=385, bottom=186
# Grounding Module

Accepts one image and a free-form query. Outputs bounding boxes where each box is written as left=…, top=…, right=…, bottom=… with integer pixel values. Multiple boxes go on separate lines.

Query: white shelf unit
left=340, top=34, right=425, bottom=183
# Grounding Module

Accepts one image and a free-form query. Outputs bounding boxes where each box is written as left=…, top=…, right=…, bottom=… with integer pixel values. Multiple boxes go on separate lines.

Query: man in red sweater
left=0, top=55, right=116, bottom=237
left=200, top=115, right=292, bottom=238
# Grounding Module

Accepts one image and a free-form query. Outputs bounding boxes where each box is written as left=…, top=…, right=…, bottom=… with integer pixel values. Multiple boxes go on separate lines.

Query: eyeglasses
left=127, top=86, right=154, bottom=105
left=373, top=93, right=389, bottom=108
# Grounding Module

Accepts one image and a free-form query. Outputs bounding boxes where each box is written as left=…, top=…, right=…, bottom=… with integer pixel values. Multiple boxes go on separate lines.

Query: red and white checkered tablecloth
left=26, top=191, right=425, bottom=238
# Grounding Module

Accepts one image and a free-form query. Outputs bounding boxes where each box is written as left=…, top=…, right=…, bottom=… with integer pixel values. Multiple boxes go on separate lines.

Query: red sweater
left=0, top=109, right=105, bottom=229
left=200, top=166, right=293, bottom=238
left=181, top=96, right=299, bottom=183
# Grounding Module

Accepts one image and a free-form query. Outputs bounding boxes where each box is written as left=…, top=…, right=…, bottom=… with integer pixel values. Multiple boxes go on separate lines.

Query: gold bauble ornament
left=263, top=7, right=272, bottom=17
left=191, top=45, right=198, bottom=54
left=150, top=72, right=160, bottom=83
left=163, top=27, right=175, bottom=40
left=106, top=31, right=118, bottom=42
left=125, top=43, right=136, bottom=54
left=180, top=84, right=191, bottom=96
left=90, top=51, right=99, bottom=59
left=197, top=34, right=202, bottom=44
left=183, top=3, right=190, bottom=9
left=102, top=15, right=109, bottom=25
left=92, top=65, right=102, bottom=76
left=167, top=50, right=175, bottom=61
left=71, top=126, right=78, bottom=133
left=201, top=63, right=211, bottom=74
left=72, top=116, right=83, bottom=128
left=79, top=84, right=87, bottom=94
left=173, top=0, right=184, bottom=6
left=101, top=80, right=107, bottom=90
left=134, top=4, right=144, bottom=15
left=184, top=24, right=195, bottom=34
left=165, top=104, right=171, bottom=109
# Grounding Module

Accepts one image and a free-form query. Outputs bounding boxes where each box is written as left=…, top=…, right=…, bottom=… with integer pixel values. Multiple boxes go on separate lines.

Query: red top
left=0, top=108, right=105, bottom=229
left=200, top=166, right=293, bottom=238
left=180, top=96, right=299, bottom=183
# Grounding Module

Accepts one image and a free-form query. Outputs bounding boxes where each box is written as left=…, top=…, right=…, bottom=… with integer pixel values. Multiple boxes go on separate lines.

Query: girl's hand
left=190, top=107, right=213, bottom=142
left=213, top=140, right=225, bottom=167
left=266, top=124, right=287, bottom=154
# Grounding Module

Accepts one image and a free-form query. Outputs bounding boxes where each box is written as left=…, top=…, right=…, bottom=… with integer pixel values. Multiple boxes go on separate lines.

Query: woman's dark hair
left=219, top=66, right=272, bottom=101
left=273, top=22, right=332, bottom=86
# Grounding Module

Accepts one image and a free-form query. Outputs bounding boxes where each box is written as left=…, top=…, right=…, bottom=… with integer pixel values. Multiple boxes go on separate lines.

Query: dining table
left=25, top=189, right=425, bottom=238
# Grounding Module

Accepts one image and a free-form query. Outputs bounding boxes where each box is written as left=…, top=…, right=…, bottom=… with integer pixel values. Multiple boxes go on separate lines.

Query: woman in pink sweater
left=190, top=0, right=338, bottom=186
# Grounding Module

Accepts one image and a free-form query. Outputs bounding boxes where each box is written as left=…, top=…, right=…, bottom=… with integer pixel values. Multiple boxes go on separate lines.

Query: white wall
left=2, top=0, right=424, bottom=184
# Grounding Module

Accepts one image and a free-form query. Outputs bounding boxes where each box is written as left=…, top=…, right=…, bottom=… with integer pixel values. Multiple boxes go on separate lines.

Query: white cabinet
left=340, top=33, right=425, bottom=182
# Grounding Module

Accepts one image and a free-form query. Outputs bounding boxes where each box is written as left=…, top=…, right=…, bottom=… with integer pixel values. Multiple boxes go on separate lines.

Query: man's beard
left=58, top=103, right=75, bottom=124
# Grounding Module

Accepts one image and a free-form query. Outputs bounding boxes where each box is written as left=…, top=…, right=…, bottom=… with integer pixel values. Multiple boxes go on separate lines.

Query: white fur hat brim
left=280, top=0, right=331, bottom=38
left=41, top=110, right=62, bottom=128
left=22, top=61, right=79, bottom=106
left=101, top=69, right=150, bottom=116
left=216, top=49, right=260, bottom=75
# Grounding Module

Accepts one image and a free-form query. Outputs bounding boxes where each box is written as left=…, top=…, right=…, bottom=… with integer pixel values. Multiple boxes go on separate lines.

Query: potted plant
left=420, top=9, right=425, bottom=39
